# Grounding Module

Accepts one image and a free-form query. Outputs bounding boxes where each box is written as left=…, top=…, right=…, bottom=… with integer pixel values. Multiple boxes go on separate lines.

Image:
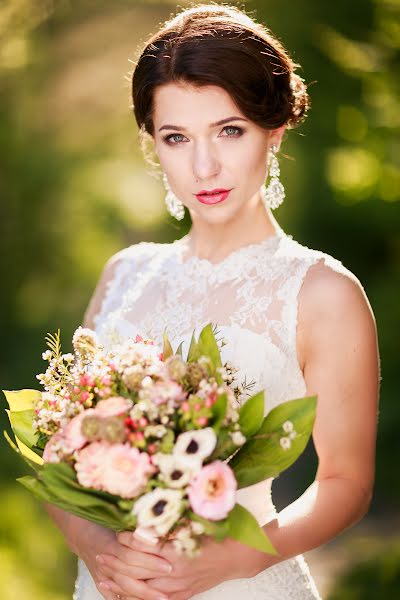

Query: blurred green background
left=1, top=0, right=399, bottom=598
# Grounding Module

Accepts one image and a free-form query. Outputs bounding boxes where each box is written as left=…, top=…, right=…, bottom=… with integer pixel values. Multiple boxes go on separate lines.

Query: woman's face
left=152, top=82, right=283, bottom=224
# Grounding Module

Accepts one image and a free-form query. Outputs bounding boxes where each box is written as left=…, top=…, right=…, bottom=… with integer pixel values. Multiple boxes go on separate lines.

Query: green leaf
left=208, top=428, right=237, bottom=462
left=3, top=389, right=41, bottom=412
left=226, top=504, right=277, bottom=554
left=3, top=430, right=43, bottom=471
left=174, top=341, right=184, bottom=358
left=188, top=511, right=230, bottom=542
left=238, top=390, right=265, bottom=437
left=197, top=323, right=222, bottom=372
left=6, top=409, right=39, bottom=451
left=17, top=475, right=125, bottom=530
left=38, top=463, right=130, bottom=529
left=187, top=330, right=200, bottom=363
left=162, top=329, right=174, bottom=360
left=229, top=395, right=317, bottom=488
left=210, top=393, right=227, bottom=433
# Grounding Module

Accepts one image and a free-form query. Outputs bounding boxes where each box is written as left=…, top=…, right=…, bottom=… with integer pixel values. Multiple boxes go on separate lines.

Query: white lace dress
left=73, top=226, right=351, bottom=599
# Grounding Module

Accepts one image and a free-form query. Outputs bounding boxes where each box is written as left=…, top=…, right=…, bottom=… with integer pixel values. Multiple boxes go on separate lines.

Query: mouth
left=194, top=189, right=233, bottom=205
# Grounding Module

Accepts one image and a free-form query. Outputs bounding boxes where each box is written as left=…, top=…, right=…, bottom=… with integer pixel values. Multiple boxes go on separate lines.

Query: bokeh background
left=1, top=0, right=399, bottom=598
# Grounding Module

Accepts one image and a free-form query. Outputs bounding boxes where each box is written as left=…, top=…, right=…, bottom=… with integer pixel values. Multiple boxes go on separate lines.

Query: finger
left=97, top=553, right=172, bottom=580
left=118, top=531, right=164, bottom=555
left=98, top=581, right=125, bottom=599
left=105, top=573, right=170, bottom=600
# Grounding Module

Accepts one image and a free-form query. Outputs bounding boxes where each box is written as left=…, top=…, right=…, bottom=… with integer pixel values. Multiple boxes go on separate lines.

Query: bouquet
left=3, top=323, right=316, bottom=557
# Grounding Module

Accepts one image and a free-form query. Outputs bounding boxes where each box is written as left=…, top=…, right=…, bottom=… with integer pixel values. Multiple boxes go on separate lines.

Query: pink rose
left=75, top=441, right=108, bottom=489
left=188, top=461, right=237, bottom=520
left=94, top=396, right=133, bottom=417
left=101, top=444, right=155, bottom=498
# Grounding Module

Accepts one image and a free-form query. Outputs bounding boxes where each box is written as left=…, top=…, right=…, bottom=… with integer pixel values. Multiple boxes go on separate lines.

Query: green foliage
left=229, top=396, right=317, bottom=488
left=328, top=540, right=400, bottom=599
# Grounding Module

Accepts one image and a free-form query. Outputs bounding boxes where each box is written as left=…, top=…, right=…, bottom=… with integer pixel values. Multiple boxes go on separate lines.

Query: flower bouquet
left=3, top=323, right=317, bottom=557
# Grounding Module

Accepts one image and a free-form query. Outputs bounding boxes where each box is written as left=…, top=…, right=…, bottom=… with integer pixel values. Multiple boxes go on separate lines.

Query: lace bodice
left=75, top=227, right=347, bottom=599
left=94, top=226, right=348, bottom=415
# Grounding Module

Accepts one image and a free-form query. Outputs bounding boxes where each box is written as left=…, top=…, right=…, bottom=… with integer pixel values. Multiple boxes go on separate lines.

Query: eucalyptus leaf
left=238, top=390, right=265, bottom=437
left=229, top=395, right=317, bottom=488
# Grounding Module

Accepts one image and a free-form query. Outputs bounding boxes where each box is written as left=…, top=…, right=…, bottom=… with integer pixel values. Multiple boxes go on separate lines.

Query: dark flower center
left=186, top=439, right=199, bottom=454
left=152, top=499, right=168, bottom=516
left=171, top=469, right=183, bottom=480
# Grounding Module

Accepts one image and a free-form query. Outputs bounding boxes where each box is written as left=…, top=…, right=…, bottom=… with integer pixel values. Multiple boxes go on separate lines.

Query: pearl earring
left=261, top=144, right=285, bottom=210
left=162, top=173, right=185, bottom=221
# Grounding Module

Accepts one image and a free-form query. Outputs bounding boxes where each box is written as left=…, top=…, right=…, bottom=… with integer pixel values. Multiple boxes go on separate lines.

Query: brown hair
left=131, top=2, right=310, bottom=144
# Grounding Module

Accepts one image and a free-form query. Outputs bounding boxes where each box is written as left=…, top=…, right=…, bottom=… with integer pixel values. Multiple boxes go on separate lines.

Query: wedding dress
left=73, top=224, right=351, bottom=599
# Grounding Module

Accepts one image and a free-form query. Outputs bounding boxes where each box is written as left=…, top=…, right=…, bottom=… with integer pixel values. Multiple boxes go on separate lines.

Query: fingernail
left=96, top=555, right=105, bottom=564
left=156, top=596, right=169, bottom=600
left=162, top=563, right=172, bottom=574
left=99, top=582, right=110, bottom=590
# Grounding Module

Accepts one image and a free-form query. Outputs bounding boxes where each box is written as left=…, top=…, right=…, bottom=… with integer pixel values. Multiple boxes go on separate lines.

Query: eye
left=163, top=133, right=187, bottom=145
left=162, top=125, right=244, bottom=146
left=220, top=125, right=243, bottom=137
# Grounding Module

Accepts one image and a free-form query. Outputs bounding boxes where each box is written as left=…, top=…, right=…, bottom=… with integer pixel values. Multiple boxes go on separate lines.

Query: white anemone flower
left=173, top=427, right=217, bottom=467
left=132, top=488, right=183, bottom=536
left=152, top=453, right=200, bottom=489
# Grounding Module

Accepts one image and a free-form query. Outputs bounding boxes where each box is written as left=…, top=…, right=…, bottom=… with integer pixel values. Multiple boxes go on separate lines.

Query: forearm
left=44, top=503, right=102, bottom=557
left=261, top=476, right=371, bottom=568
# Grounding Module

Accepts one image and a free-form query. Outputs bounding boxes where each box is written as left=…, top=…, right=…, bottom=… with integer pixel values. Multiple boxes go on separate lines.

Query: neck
left=182, top=192, right=281, bottom=263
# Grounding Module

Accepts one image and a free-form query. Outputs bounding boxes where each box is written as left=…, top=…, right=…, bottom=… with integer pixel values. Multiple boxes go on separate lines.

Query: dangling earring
left=162, top=173, right=185, bottom=221
left=261, top=144, right=285, bottom=210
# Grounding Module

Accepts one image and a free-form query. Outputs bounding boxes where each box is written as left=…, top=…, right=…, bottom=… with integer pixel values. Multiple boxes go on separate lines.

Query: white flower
left=289, top=431, right=297, bottom=440
left=191, top=520, right=205, bottom=535
left=280, top=436, right=292, bottom=450
left=152, top=453, right=200, bottom=488
left=282, top=420, right=294, bottom=433
left=132, top=488, right=183, bottom=536
left=173, top=428, right=217, bottom=467
left=230, top=430, right=246, bottom=446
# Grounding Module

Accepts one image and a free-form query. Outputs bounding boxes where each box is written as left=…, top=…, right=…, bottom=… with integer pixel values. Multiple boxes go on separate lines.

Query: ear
left=269, top=124, right=287, bottom=152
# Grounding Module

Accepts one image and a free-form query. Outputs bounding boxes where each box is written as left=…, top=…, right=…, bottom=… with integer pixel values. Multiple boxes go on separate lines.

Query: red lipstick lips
left=195, top=188, right=232, bottom=205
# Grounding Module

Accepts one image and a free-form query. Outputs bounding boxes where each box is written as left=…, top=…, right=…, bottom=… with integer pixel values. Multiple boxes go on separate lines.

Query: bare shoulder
left=296, top=255, right=377, bottom=371
left=82, top=242, right=156, bottom=329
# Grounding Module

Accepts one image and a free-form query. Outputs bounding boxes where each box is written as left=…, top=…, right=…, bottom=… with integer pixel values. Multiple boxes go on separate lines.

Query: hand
left=99, top=531, right=273, bottom=600
left=74, top=521, right=171, bottom=600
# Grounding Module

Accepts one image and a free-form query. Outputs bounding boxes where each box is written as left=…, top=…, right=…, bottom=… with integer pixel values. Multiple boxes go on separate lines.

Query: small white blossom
left=230, top=431, right=246, bottom=446
left=280, top=436, right=291, bottom=450
left=282, top=420, right=294, bottom=433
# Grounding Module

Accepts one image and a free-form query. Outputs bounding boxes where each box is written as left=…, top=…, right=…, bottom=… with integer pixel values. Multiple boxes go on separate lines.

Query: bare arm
left=258, top=260, right=380, bottom=567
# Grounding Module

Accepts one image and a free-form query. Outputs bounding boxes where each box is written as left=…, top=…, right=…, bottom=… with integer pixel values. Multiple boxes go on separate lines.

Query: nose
left=192, top=142, right=221, bottom=182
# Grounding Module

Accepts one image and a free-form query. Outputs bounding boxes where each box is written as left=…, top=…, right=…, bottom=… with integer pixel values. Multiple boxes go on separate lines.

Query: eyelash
left=163, top=125, right=244, bottom=145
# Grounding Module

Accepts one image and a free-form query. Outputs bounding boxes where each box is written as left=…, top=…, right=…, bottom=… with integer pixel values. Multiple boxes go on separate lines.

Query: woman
left=46, top=4, right=380, bottom=599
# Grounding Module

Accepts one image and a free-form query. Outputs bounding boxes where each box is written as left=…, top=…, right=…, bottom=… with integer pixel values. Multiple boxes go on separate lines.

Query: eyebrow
left=158, top=116, right=248, bottom=132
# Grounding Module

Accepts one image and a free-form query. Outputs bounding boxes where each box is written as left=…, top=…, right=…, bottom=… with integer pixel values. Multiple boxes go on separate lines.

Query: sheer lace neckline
left=171, top=226, right=286, bottom=269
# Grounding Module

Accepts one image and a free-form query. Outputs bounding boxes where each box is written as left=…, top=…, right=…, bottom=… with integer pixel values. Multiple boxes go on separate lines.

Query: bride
left=45, top=4, right=380, bottom=599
